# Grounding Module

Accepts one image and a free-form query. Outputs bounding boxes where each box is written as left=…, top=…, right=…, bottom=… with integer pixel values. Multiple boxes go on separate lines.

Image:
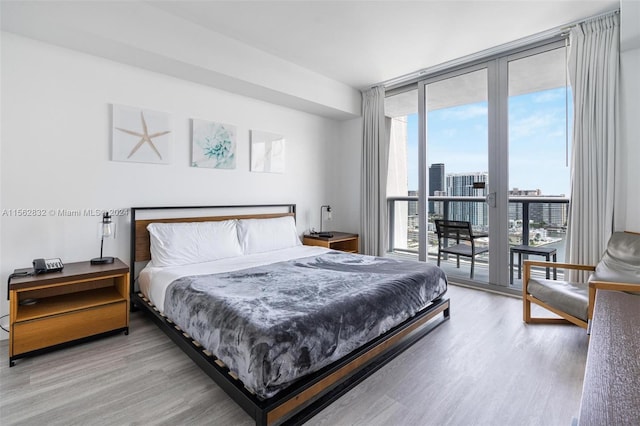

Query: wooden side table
left=8, top=258, right=130, bottom=366
left=303, top=232, right=359, bottom=253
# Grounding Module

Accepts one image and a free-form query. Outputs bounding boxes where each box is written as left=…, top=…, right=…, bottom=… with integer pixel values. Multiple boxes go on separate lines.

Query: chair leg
left=470, top=256, right=474, bottom=279
left=437, top=250, right=441, bottom=266
left=523, top=262, right=532, bottom=323
left=545, top=254, right=550, bottom=279
left=518, top=253, right=523, bottom=279
left=510, top=249, right=514, bottom=284
left=523, top=296, right=532, bottom=323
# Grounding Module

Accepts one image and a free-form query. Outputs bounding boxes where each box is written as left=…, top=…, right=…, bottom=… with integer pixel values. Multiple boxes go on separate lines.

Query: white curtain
left=565, top=12, right=619, bottom=270
left=361, top=86, right=390, bottom=256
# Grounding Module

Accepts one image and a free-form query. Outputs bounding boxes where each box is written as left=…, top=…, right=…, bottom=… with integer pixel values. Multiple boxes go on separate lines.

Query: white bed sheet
left=139, top=245, right=329, bottom=311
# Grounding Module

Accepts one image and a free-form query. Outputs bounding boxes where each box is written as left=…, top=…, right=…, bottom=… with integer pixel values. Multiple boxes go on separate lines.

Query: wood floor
left=0, top=284, right=588, bottom=425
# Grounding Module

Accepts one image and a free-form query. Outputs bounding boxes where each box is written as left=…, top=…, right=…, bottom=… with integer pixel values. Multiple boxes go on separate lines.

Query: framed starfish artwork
left=191, top=119, right=236, bottom=169
left=250, top=130, right=285, bottom=173
left=111, top=104, right=172, bottom=164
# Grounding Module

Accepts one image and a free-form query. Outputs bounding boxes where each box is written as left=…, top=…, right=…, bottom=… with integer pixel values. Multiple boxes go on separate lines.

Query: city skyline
left=405, top=86, right=572, bottom=196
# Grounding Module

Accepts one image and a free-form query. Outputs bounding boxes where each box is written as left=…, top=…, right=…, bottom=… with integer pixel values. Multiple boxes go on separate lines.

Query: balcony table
left=510, top=245, right=557, bottom=284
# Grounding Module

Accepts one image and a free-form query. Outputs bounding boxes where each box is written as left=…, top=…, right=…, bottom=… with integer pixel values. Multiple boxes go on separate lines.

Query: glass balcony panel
left=388, top=196, right=568, bottom=288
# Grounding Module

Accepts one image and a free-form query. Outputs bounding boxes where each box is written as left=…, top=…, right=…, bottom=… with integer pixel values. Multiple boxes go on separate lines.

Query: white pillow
left=237, top=216, right=301, bottom=254
left=147, top=220, right=243, bottom=267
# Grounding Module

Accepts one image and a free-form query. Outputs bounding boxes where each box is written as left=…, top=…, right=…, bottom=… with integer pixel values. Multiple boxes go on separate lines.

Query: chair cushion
left=590, top=232, right=640, bottom=286
left=527, top=278, right=589, bottom=321
left=440, top=243, right=488, bottom=257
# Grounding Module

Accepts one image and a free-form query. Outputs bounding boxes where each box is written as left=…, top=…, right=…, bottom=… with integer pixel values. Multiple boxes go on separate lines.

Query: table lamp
left=91, top=212, right=116, bottom=264
left=319, top=205, right=333, bottom=237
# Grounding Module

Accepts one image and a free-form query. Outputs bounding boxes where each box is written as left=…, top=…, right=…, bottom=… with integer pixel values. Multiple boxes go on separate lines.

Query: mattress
left=140, top=247, right=447, bottom=399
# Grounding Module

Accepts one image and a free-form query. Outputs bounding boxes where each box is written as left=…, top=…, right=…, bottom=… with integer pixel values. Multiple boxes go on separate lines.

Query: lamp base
left=90, top=256, right=114, bottom=265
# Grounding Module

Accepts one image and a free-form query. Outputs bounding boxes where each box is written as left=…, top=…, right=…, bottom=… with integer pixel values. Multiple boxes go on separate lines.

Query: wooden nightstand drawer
left=12, top=301, right=127, bottom=355
left=9, top=259, right=130, bottom=366
left=303, top=232, right=359, bottom=253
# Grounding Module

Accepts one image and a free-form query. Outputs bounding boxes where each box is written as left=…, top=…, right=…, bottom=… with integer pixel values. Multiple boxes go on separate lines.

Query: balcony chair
left=523, top=231, right=640, bottom=329
left=434, top=219, right=488, bottom=279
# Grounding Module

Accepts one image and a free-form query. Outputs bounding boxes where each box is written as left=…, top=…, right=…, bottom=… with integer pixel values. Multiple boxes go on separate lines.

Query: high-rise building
left=508, top=188, right=567, bottom=227
left=446, top=172, right=488, bottom=229
left=428, top=163, right=445, bottom=214
left=433, top=190, right=447, bottom=217
left=407, top=190, right=419, bottom=248
left=542, top=200, right=567, bottom=226
left=408, top=190, right=418, bottom=216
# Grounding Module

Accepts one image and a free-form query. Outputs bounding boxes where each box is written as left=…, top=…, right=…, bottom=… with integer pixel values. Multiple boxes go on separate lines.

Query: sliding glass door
left=420, top=66, right=491, bottom=283
left=386, top=38, right=572, bottom=289
left=506, top=43, right=572, bottom=288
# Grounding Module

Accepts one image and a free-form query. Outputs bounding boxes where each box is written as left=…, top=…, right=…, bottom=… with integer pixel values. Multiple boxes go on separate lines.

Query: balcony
left=387, top=195, right=570, bottom=288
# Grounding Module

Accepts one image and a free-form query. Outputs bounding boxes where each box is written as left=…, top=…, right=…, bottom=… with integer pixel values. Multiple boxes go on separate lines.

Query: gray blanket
left=164, top=251, right=447, bottom=399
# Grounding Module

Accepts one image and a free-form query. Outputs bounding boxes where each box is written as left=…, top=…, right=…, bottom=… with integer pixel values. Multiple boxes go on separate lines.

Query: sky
left=405, top=86, right=572, bottom=196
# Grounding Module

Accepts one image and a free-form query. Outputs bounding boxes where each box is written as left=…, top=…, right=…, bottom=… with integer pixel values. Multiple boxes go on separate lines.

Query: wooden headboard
left=129, top=204, right=296, bottom=290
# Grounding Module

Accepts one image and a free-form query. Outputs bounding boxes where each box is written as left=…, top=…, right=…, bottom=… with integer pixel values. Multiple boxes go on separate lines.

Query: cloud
left=532, top=89, right=566, bottom=103
left=510, top=112, right=563, bottom=140
left=436, top=104, right=488, bottom=121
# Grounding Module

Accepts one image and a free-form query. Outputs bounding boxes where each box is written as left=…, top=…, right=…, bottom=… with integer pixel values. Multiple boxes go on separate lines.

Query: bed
left=130, top=204, right=450, bottom=425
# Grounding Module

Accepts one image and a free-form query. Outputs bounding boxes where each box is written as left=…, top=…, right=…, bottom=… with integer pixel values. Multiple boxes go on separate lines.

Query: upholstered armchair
left=523, top=231, right=640, bottom=329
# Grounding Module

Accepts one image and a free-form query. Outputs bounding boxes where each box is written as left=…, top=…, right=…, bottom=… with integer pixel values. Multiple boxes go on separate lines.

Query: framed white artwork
left=112, top=104, right=172, bottom=164
left=191, top=119, right=236, bottom=169
left=250, top=130, right=285, bottom=173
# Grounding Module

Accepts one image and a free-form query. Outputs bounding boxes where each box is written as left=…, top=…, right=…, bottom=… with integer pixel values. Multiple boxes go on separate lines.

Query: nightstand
left=303, top=232, right=359, bottom=253
left=8, top=258, right=130, bottom=367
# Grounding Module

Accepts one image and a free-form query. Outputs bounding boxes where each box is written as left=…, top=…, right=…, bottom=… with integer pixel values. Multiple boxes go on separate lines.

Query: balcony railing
left=387, top=195, right=570, bottom=284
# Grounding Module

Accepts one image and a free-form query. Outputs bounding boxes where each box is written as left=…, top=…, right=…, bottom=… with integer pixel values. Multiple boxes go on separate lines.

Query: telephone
left=33, top=258, right=64, bottom=274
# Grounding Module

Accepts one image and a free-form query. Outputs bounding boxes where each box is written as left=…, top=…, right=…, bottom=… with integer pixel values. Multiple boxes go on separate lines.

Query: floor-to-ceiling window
left=423, top=67, right=490, bottom=284
left=386, top=38, right=572, bottom=290
left=507, top=44, right=572, bottom=288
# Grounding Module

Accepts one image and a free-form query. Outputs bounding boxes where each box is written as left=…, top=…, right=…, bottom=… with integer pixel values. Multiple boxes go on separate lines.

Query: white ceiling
left=149, top=0, right=618, bottom=89
left=1, top=0, right=620, bottom=118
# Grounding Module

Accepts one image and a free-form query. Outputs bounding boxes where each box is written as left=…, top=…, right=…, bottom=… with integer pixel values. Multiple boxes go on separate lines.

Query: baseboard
left=447, top=280, right=521, bottom=299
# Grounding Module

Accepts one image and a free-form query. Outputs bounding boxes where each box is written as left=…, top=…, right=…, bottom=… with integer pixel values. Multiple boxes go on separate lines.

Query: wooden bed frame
left=130, top=204, right=451, bottom=425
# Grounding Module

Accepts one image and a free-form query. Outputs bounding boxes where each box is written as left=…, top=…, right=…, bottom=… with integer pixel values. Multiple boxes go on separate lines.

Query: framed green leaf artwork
left=191, top=119, right=237, bottom=169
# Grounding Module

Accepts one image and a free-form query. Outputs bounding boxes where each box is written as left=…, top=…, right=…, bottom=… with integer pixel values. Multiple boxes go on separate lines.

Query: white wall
left=1, top=1, right=361, bottom=119
left=617, top=0, right=640, bottom=232
left=326, top=117, right=363, bottom=240
left=0, top=33, right=338, bottom=333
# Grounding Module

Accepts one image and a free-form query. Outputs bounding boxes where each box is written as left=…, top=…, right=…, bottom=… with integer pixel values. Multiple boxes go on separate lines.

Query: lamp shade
left=91, top=212, right=116, bottom=265
left=98, top=216, right=116, bottom=239
left=320, top=205, right=332, bottom=235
